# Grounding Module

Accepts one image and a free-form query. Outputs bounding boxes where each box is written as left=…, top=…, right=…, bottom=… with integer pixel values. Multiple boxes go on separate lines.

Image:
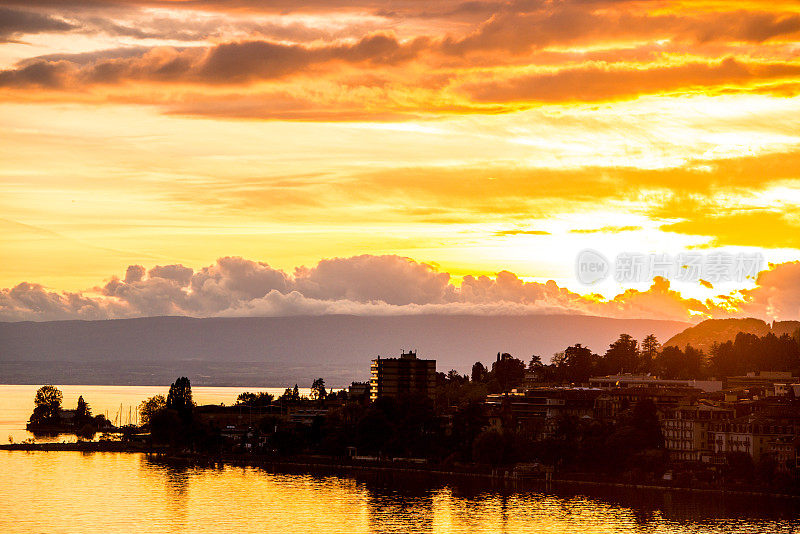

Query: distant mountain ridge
left=0, top=314, right=688, bottom=386
left=664, top=318, right=800, bottom=353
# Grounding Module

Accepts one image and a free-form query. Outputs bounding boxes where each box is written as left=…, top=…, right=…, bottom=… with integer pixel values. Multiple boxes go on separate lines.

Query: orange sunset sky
left=2, top=0, right=800, bottom=322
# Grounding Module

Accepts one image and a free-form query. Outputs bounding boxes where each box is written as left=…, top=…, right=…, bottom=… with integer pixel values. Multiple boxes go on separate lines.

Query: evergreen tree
left=640, top=334, right=659, bottom=373
left=76, top=395, right=92, bottom=425
left=166, top=377, right=194, bottom=421
left=710, top=341, right=737, bottom=377
left=311, top=378, right=327, bottom=400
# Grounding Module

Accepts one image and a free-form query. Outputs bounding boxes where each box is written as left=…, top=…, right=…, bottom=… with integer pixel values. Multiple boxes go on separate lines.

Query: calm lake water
left=0, top=384, right=308, bottom=444
left=1, top=452, right=799, bottom=533
left=1, top=385, right=799, bottom=533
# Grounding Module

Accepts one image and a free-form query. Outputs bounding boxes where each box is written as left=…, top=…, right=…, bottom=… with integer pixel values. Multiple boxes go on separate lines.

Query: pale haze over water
left=1, top=386, right=798, bottom=533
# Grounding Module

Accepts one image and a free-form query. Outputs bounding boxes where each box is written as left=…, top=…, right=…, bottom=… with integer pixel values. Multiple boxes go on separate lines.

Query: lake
left=1, top=451, right=799, bottom=533
left=0, top=384, right=308, bottom=444
left=1, top=385, right=799, bottom=533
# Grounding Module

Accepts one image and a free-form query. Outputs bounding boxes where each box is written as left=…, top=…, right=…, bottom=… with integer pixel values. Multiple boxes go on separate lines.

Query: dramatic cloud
left=0, top=33, right=425, bottom=89
left=739, top=261, right=800, bottom=320
left=462, top=58, right=800, bottom=104
left=148, top=264, right=193, bottom=286
left=441, top=8, right=800, bottom=57
left=293, top=255, right=452, bottom=305
left=0, top=8, right=76, bottom=42
left=2, top=254, right=793, bottom=322
left=2, top=1, right=800, bottom=117
left=0, top=282, right=126, bottom=321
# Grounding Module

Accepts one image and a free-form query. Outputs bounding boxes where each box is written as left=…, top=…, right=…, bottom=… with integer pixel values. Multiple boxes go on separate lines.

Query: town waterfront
left=2, top=385, right=799, bottom=533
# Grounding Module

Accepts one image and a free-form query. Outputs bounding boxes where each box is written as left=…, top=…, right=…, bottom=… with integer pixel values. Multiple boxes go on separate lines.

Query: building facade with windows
left=663, top=404, right=733, bottom=462
left=709, top=415, right=798, bottom=465
left=485, top=388, right=602, bottom=440
left=589, top=374, right=722, bottom=392
left=370, top=350, right=436, bottom=401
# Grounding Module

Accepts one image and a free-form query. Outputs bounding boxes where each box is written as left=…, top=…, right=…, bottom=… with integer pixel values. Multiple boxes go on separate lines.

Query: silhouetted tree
left=75, top=395, right=92, bottom=426
left=733, top=332, right=761, bottom=371
left=446, top=369, right=468, bottom=384
left=655, top=345, right=706, bottom=379
left=436, top=370, right=481, bottom=410
left=138, top=395, right=166, bottom=426
left=491, top=353, right=526, bottom=392
left=236, top=391, right=274, bottom=407
left=559, top=344, right=599, bottom=383
left=706, top=331, right=800, bottom=377
left=76, top=423, right=96, bottom=440
left=710, top=340, right=737, bottom=377
left=30, top=385, right=62, bottom=425
left=471, top=361, right=488, bottom=382
left=640, top=334, right=659, bottom=373
left=237, top=392, right=257, bottom=405
left=682, top=345, right=706, bottom=378
left=279, top=385, right=301, bottom=403
left=603, top=334, right=639, bottom=375
left=166, top=377, right=194, bottom=422
left=311, top=378, right=327, bottom=401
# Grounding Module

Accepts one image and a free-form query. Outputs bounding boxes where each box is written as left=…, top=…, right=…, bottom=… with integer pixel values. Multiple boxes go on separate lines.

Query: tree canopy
left=30, top=385, right=63, bottom=425
left=138, top=395, right=166, bottom=425
left=603, top=333, right=640, bottom=375
left=236, top=391, right=275, bottom=407
left=491, top=353, right=526, bottom=392
left=75, top=395, right=92, bottom=425
left=311, top=378, right=327, bottom=401
left=166, top=377, right=194, bottom=420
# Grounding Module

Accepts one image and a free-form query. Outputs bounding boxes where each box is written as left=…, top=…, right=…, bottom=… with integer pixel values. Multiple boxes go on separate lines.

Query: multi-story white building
left=709, top=416, right=797, bottom=465
left=662, top=404, right=733, bottom=463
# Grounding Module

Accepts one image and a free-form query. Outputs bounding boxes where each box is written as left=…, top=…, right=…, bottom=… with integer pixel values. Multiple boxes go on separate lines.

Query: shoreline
left=1, top=442, right=150, bottom=453
left=4, top=442, right=798, bottom=500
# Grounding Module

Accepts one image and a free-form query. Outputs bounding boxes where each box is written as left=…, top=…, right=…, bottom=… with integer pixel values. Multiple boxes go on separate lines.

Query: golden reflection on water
left=2, top=451, right=795, bottom=534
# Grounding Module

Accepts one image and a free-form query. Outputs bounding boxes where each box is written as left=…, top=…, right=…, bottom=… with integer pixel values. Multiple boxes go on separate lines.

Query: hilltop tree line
left=532, top=331, right=800, bottom=383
